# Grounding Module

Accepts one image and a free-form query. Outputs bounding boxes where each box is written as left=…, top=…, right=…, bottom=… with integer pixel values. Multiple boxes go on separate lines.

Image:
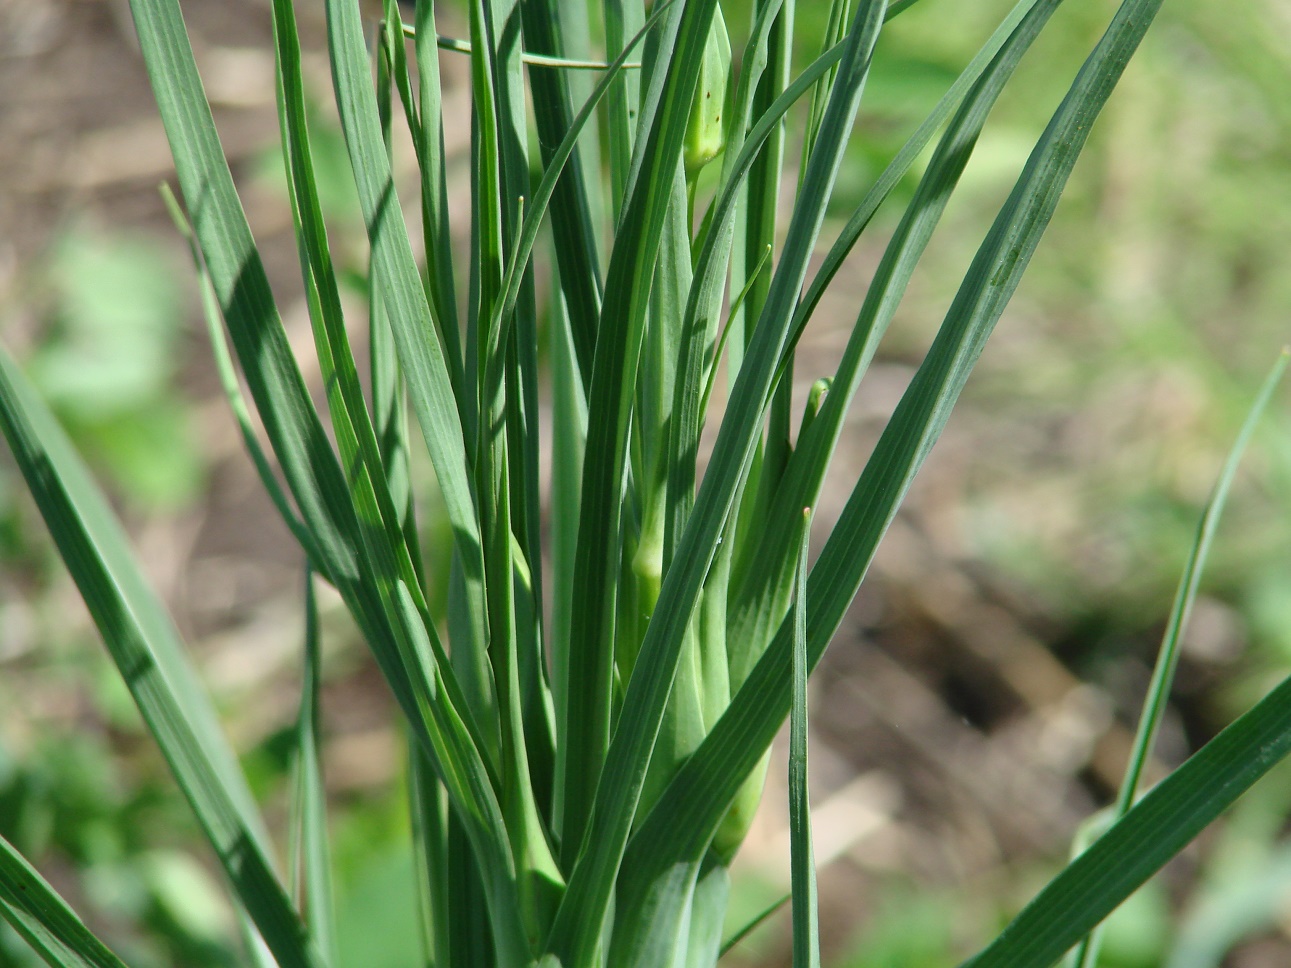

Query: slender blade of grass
left=467, top=0, right=533, bottom=926
left=284, top=14, right=535, bottom=945
left=137, top=0, right=488, bottom=821
left=960, top=669, right=1291, bottom=968
left=1069, top=350, right=1291, bottom=968
left=663, top=37, right=850, bottom=563
left=159, top=184, right=318, bottom=566
left=602, top=0, right=646, bottom=220
left=412, top=0, right=464, bottom=416
left=288, top=570, right=337, bottom=966
left=548, top=294, right=586, bottom=846
left=128, top=0, right=370, bottom=606
left=521, top=0, right=605, bottom=388
left=370, top=24, right=420, bottom=571
left=0, top=350, right=323, bottom=968
left=712, top=0, right=788, bottom=392
left=788, top=0, right=1050, bottom=362
left=720, top=893, right=792, bottom=957
left=273, top=0, right=437, bottom=673
left=723, top=0, right=792, bottom=640
left=409, top=742, right=452, bottom=968
left=0, top=834, right=130, bottom=968
left=789, top=509, right=819, bottom=968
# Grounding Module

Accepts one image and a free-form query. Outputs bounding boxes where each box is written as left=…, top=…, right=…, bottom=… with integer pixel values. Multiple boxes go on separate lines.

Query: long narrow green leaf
left=720, top=0, right=791, bottom=692
left=550, top=6, right=888, bottom=964
left=719, top=893, right=792, bottom=957
left=159, top=184, right=318, bottom=568
left=139, top=0, right=481, bottom=834
left=1070, top=350, right=1291, bottom=968
left=624, top=0, right=1165, bottom=902
left=788, top=0, right=1049, bottom=363
left=373, top=8, right=420, bottom=569
left=960, top=669, right=1291, bottom=968
left=289, top=570, right=337, bottom=966
left=128, top=0, right=377, bottom=630
left=0, top=834, right=129, bottom=968
left=409, top=742, right=452, bottom=968
left=386, top=578, right=530, bottom=965
left=482, top=3, right=672, bottom=375
left=325, top=0, right=480, bottom=556
left=420, top=28, right=643, bottom=69
left=412, top=0, right=465, bottom=423
left=468, top=1, right=566, bottom=945
left=520, top=0, right=605, bottom=388
left=602, top=0, right=646, bottom=219
left=0, top=351, right=322, bottom=968
left=789, top=509, right=819, bottom=968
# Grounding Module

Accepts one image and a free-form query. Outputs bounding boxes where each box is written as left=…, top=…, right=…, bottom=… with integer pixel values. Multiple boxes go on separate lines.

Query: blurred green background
left=2, top=0, right=1291, bottom=964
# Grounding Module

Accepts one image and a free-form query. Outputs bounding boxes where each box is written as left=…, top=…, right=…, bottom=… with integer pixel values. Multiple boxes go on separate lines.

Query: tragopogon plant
left=7, top=1, right=1291, bottom=967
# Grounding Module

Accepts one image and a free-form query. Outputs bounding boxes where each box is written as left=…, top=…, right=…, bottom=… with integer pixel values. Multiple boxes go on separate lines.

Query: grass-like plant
left=3, top=0, right=1291, bottom=965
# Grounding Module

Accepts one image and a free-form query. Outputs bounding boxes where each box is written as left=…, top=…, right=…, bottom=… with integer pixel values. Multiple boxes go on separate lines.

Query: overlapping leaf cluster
left=6, top=0, right=1291, bottom=967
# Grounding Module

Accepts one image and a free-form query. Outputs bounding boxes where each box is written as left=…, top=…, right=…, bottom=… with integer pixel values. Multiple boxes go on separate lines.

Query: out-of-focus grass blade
left=289, top=570, right=337, bottom=966
left=960, top=668, right=1291, bottom=968
left=159, top=184, right=318, bottom=568
left=0, top=834, right=129, bottom=968
left=720, top=893, right=792, bottom=957
left=624, top=0, right=1164, bottom=900
left=1069, top=348, right=1291, bottom=968
left=409, top=742, right=452, bottom=968
left=884, top=0, right=927, bottom=20
left=550, top=5, right=887, bottom=963
left=789, top=509, right=819, bottom=968
left=0, top=350, right=323, bottom=968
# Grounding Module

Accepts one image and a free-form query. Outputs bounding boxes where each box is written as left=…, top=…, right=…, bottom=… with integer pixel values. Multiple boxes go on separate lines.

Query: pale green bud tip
left=684, top=7, right=731, bottom=178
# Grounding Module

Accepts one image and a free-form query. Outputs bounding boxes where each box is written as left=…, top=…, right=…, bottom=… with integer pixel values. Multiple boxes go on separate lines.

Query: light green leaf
left=0, top=349, right=321, bottom=968
left=0, top=833, right=130, bottom=968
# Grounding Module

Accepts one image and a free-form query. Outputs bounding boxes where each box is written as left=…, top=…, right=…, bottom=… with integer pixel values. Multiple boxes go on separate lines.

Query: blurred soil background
left=3, top=0, right=1291, bottom=965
